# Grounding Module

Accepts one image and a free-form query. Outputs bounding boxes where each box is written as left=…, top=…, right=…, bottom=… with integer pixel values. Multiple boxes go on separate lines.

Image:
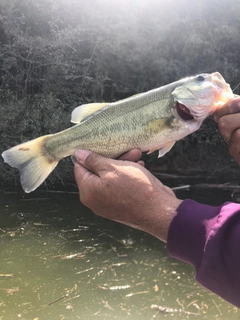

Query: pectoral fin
left=157, top=141, right=175, bottom=157
left=71, top=102, right=108, bottom=124
left=147, top=141, right=176, bottom=157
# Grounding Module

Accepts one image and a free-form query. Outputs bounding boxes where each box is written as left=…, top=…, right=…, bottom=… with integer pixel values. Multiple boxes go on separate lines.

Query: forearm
left=167, top=199, right=240, bottom=308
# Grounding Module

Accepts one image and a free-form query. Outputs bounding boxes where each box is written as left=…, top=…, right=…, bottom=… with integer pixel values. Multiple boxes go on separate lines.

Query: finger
left=214, top=97, right=240, bottom=122
left=218, top=113, right=240, bottom=144
left=118, top=149, right=142, bottom=162
left=74, top=163, right=95, bottom=188
left=75, top=149, right=112, bottom=175
left=229, top=129, right=240, bottom=165
left=137, top=160, right=145, bottom=167
left=74, top=162, right=101, bottom=207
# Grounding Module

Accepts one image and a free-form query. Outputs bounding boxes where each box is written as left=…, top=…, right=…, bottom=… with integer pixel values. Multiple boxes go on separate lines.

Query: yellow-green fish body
left=2, top=72, right=234, bottom=192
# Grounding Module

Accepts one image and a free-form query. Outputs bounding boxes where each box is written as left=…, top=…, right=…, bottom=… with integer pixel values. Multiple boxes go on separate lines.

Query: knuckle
left=80, top=190, right=91, bottom=207
left=86, top=152, right=99, bottom=168
left=229, top=130, right=240, bottom=160
left=230, top=99, right=240, bottom=113
left=79, top=190, right=86, bottom=204
left=79, top=192, right=84, bottom=204
left=232, top=129, right=240, bottom=141
left=218, top=117, right=228, bottom=130
left=229, top=142, right=239, bottom=156
left=218, top=118, right=231, bottom=142
left=229, top=147, right=238, bottom=161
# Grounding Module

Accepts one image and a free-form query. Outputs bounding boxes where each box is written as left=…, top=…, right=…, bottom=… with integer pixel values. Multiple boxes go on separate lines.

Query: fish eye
left=196, top=75, right=205, bottom=82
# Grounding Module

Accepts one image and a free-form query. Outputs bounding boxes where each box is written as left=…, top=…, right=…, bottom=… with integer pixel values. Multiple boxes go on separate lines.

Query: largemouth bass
left=2, top=72, right=233, bottom=193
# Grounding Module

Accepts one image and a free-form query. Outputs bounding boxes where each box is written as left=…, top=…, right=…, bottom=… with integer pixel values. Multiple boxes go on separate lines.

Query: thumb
left=75, top=149, right=110, bottom=175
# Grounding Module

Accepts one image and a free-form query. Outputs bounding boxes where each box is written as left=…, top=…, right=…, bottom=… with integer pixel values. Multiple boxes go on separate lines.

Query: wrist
left=146, top=198, right=183, bottom=243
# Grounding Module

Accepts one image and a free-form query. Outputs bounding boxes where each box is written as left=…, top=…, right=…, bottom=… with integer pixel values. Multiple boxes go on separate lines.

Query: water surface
left=0, top=186, right=239, bottom=320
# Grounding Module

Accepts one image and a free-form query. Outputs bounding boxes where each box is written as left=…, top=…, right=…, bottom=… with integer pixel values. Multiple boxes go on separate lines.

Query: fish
left=2, top=72, right=234, bottom=193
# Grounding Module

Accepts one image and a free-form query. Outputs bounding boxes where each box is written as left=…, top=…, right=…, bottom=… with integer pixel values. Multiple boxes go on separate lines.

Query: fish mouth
left=176, top=102, right=194, bottom=121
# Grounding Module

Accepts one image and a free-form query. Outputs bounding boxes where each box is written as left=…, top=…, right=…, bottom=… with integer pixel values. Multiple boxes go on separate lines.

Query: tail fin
left=2, top=136, right=58, bottom=193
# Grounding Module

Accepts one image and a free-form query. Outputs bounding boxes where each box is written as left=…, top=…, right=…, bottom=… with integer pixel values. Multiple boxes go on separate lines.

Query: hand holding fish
left=214, top=95, right=240, bottom=165
left=74, top=149, right=182, bottom=242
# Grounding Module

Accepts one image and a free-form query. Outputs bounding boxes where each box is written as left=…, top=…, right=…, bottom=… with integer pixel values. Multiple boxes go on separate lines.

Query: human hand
left=214, top=96, right=240, bottom=165
left=74, top=149, right=182, bottom=242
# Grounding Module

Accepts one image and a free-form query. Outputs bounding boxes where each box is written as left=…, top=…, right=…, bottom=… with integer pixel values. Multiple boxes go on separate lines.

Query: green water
left=0, top=187, right=239, bottom=320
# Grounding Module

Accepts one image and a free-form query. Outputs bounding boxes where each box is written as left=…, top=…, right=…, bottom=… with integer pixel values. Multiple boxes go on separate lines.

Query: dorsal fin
left=71, top=102, right=109, bottom=124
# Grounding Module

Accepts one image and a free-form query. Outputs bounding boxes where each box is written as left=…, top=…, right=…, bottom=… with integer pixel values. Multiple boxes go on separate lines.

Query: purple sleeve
left=167, top=199, right=240, bottom=308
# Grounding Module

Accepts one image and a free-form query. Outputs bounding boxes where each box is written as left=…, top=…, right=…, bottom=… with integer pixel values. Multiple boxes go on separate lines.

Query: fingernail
left=71, top=155, right=77, bottom=164
left=75, top=149, right=91, bottom=163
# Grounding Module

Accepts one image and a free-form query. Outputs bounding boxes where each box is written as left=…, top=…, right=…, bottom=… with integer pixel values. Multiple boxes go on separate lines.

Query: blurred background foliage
left=1, top=0, right=240, bottom=187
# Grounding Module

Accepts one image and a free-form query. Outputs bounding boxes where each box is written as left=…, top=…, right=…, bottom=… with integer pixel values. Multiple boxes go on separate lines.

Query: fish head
left=172, top=72, right=234, bottom=122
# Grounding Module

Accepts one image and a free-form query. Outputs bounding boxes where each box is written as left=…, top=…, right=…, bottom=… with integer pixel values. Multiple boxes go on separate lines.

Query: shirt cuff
left=166, top=199, right=222, bottom=271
